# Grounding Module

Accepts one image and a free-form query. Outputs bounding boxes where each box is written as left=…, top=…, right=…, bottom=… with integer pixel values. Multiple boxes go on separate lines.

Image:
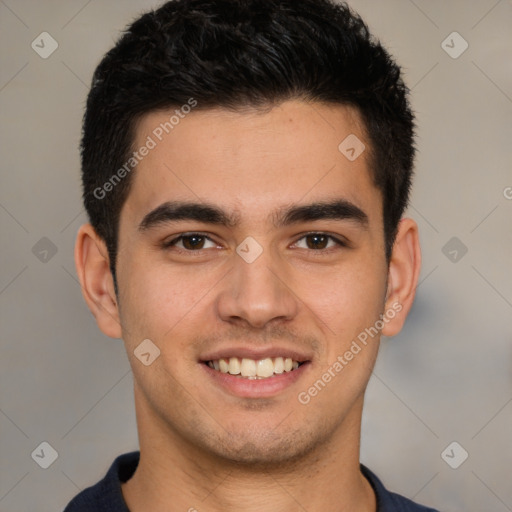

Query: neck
left=122, top=387, right=376, bottom=512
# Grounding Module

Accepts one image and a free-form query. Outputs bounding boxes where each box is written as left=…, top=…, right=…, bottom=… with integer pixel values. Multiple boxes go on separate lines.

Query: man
left=65, top=0, right=439, bottom=510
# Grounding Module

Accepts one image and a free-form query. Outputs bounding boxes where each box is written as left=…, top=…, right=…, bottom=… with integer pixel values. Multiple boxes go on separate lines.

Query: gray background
left=0, top=1, right=511, bottom=511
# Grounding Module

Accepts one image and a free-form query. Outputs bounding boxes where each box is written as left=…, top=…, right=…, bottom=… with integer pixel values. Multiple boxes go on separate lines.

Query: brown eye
left=305, top=234, right=329, bottom=250
left=164, top=233, right=216, bottom=251
left=294, top=233, right=346, bottom=251
left=181, top=235, right=206, bottom=250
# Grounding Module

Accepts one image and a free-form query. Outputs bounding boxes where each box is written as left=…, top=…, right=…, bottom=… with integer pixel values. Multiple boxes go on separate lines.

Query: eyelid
left=162, top=232, right=217, bottom=249
left=292, top=232, right=348, bottom=250
left=162, top=231, right=348, bottom=252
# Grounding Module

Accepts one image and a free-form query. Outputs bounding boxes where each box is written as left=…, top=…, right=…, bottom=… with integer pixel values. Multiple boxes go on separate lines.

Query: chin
left=198, top=423, right=327, bottom=470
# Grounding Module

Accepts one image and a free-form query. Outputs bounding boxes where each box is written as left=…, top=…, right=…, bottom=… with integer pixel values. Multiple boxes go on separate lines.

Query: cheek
left=295, top=264, right=386, bottom=410
left=117, top=254, right=225, bottom=348
left=294, top=259, right=387, bottom=339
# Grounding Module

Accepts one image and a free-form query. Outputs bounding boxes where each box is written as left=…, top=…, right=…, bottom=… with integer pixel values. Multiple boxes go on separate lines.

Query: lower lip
left=200, top=362, right=311, bottom=398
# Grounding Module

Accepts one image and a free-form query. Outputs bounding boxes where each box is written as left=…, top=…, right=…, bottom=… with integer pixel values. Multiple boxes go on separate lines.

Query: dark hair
left=81, top=0, right=415, bottom=289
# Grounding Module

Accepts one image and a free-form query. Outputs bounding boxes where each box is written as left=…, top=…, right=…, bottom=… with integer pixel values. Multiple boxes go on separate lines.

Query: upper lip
left=200, top=346, right=313, bottom=363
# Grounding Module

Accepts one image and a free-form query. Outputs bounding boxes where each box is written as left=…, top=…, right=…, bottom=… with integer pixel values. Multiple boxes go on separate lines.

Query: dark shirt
left=64, top=451, right=440, bottom=511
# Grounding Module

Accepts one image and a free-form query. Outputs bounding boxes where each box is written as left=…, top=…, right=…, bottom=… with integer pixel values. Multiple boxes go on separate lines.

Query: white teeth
left=240, top=358, right=257, bottom=377
left=228, top=357, right=241, bottom=375
left=219, top=358, right=229, bottom=373
left=273, top=357, right=284, bottom=374
left=208, top=356, right=302, bottom=379
left=256, top=358, right=274, bottom=378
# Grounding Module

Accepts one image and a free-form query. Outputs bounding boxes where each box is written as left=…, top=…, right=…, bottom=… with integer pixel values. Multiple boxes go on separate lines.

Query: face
left=113, top=100, right=392, bottom=464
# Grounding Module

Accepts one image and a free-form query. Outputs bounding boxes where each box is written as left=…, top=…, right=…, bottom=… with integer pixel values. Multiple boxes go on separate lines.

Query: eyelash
left=162, top=232, right=347, bottom=255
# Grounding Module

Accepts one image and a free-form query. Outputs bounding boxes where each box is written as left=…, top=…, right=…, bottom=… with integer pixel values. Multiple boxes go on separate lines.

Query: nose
left=214, top=244, right=299, bottom=329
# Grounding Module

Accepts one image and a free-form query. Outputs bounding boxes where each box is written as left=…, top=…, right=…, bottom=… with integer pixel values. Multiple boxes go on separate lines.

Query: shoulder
left=361, top=464, right=440, bottom=512
left=63, top=451, right=140, bottom=512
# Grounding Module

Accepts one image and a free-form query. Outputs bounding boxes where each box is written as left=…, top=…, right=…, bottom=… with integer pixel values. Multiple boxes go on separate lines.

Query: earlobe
left=74, top=223, right=122, bottom=339
left=381, top=218, right=421, bottom=337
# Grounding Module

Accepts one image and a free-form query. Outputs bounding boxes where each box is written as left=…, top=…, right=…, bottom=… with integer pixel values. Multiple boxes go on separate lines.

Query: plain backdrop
left=0, top=1, right=511, bottom=511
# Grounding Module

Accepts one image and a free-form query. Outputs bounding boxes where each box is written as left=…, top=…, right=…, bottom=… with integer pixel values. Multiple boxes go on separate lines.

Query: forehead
left=124, top=100, right=380, bottom=228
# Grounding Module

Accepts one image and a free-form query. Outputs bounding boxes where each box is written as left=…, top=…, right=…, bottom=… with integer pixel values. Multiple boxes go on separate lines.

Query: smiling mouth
left=205, top=357, right=306, bottom=380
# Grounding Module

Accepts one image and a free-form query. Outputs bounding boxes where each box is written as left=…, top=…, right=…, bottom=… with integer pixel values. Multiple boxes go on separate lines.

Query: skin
left=75, top=100, right=421, bottom=512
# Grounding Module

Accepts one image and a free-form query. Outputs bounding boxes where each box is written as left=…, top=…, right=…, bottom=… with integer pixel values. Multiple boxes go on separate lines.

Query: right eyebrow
left=138, top=201, right=240, bottom=232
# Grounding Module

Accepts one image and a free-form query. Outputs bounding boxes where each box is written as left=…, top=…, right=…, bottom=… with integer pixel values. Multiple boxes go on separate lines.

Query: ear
left=381, top=218, right=421, bottom=337
left=74, top=223, right=122, bottom=339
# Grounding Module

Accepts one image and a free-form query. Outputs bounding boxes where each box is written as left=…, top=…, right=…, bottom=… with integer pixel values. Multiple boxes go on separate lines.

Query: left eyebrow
left=138, top=198, right=369, bottom=232
left=272, top=199, right=369, bottom=229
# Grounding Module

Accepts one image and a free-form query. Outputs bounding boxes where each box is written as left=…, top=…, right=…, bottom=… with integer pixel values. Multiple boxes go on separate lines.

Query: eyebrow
left=138, top=199, right=369, bottom=232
